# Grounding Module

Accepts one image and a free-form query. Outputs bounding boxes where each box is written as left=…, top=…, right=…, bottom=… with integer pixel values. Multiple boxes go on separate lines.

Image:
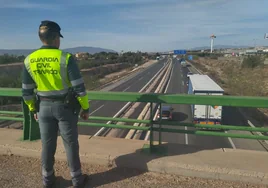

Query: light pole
left=210, top=34, right=216, bottom=53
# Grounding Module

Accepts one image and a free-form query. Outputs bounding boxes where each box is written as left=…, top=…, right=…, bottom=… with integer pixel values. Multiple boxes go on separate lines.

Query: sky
left=0, top=0, right=268, bottom=52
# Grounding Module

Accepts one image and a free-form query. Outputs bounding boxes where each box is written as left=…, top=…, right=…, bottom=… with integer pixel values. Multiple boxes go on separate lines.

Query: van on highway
left=157, top=106, right=174, bottom=121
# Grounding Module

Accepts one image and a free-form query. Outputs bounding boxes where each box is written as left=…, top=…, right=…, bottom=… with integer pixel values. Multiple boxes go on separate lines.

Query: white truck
left=188, top=74, right=224, bottom=125
left=180, top=58, right=187, bottom=67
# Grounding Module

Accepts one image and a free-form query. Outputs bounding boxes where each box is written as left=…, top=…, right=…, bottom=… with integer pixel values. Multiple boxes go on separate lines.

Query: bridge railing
left=0, top=88, right=268, bottom=151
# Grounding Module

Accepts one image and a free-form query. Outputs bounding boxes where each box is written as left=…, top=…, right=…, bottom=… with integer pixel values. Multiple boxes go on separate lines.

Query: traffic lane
left=153, top=59, right=186, bottom=144
left=182, top=66, right=233, bottom=149
left=154, top=60, right=233, bottom=149
left=79, top=101, right=128, bottom=135
left=109, top=63, right=168, bottom=137
left=89, top=63, right=165, bottom=119
left=104, top=80, right=162, bottom=138
left=185, top=66, right=266, bottom=151
left=87, top=61, right=164, bottom=116
left=223, top=107, right=266, bottom=151
left=111, top=61, right=165, bottom=92
left=122, top=64, right=163, bottom=92
left=78, top=61, right=166, bottom=135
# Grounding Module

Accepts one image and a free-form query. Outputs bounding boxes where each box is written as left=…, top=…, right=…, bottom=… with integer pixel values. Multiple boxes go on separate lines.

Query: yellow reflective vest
left=22, top=48, right=89, bottom=112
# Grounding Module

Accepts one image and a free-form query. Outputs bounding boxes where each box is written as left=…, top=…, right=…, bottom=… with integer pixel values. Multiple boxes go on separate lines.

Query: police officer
left=22, top=20, right=90, bottom=188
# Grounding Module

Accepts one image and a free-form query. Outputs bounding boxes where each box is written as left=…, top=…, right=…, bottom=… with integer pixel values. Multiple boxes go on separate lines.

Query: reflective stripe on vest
left=24, top=49, right=72, bottom=96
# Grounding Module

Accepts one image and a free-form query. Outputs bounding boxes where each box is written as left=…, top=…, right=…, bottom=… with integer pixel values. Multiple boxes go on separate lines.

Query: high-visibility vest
left=24, top=49, right=72, bottom=97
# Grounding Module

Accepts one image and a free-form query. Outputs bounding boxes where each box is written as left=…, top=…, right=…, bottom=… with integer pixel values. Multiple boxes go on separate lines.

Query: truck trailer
left=188, top=74, right=224, bottom=125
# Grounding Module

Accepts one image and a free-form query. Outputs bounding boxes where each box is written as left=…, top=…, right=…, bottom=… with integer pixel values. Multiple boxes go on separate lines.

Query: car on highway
left=157, top=106, right=174, bottom=121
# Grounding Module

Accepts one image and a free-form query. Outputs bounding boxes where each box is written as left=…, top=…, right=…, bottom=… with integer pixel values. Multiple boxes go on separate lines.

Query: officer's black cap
left=39, top=20, right=63, bottom=38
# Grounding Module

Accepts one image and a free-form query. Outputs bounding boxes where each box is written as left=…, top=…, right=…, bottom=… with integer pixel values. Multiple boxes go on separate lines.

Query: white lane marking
left=185, top=126, right=188, bottom=145
left=178, top=65, right=189, bottom=145
left=183, top=61, right=235, bottom=148
left=138, top=77, right=143, bottom=81
left=225, top=131, right=236, bottom=149
left=248, top=120, right=268, bottom=145
left=89, top=104, right=105, bottom=116
left=144, top=62, right=172, bottom=140
left=123, top=86, right=131, bottom=92
left=94, top=60, right=168, bottom=137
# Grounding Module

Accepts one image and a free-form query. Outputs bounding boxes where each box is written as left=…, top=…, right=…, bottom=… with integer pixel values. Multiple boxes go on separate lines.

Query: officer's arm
left=67, top=55, right=89, bottom=111
left=22, top=63, right=36, bottom=112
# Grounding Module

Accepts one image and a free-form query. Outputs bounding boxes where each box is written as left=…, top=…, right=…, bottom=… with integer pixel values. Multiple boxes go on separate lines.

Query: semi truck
left=188, top=74, right=224, bottom=125
left=180, top=58, right=187, bottom=67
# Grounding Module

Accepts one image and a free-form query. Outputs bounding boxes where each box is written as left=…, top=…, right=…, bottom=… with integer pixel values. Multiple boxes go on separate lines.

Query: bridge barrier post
left=149, top=102, right=154, bottom=152
left=22, top=99, right=40, bottom=141
left=159, top=103, right=162, bottom=145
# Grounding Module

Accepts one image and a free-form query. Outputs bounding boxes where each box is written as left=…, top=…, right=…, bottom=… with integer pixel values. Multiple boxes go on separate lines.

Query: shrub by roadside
left=189, top=56, right=268, bottom=122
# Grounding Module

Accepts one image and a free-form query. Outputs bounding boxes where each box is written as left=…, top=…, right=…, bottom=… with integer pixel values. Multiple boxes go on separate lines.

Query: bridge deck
left=1, top=154, right=265, bottom=188
left=0, top=128, right=268, bottom=187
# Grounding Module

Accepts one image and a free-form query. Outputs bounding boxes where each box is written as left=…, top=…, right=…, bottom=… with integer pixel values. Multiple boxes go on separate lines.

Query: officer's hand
left=34, top=113, right=38, bottom=121
left=80, top=110, right=89, bottom=120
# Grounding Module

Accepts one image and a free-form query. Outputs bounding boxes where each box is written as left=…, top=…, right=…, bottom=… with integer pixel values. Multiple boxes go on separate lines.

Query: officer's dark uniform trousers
left=38, top=99, right=83, bottom=186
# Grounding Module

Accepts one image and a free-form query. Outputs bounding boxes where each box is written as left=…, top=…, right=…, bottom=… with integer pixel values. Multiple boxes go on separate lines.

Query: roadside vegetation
left=0, top=54, right=25, bottom=64
left=189, top=55, right=267, bottom=96
left=0, top=52, right=157, bottom=105
left=78, top=51, right=151, bottom=89
left=189, top=55, right=268, bottom=123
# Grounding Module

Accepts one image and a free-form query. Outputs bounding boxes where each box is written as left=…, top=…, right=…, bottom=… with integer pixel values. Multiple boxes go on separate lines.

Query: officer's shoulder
left=62, top=52, right=76, bottom=64
left=24, top=49, right=38, bottom=63
left=26, top=49, right=39, bottom=57
left=62, top=51, right=75, bottom=58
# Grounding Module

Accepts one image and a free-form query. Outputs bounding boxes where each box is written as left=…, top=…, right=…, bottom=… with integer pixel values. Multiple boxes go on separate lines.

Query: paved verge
left=0, top=129, right=268, bottom=187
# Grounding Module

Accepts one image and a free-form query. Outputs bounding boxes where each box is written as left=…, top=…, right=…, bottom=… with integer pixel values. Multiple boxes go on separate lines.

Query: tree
left=242, top=55, right=264, bottom=69
left=0, top=54, right=25, bottom=64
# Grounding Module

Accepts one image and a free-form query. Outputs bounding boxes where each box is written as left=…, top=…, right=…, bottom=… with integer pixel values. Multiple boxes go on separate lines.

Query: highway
left=78, top=58, right=167, bottom=135
left=153, top=58, right=267, bottom=151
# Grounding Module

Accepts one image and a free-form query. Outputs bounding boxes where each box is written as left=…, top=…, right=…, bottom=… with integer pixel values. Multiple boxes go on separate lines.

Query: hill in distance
left=191, top=45, right=251, bottom=50
left=0, top=46, right=117, bottom=56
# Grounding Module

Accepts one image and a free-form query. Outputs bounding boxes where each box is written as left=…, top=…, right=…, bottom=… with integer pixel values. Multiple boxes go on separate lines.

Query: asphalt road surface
left=153, top=58, right=266, bottom=152
left=78, top=58, right=167, bottom=135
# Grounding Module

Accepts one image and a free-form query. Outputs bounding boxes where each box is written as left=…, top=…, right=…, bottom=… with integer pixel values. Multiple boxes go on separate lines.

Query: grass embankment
left=190, top=55, right=268, bottom=125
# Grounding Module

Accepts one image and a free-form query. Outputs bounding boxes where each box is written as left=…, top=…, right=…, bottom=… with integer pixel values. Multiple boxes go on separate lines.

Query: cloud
left=69, top=0, right=174, bottom=6
left=0, top=0, right=61, bottom=10
left=192, top=0, right=228, bottom=6
left=0, top=0, right=268, bottom=51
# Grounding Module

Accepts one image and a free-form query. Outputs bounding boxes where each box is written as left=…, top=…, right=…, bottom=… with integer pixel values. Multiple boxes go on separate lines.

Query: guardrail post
left=149, top=102, right=154, bottom=152
left=159, top=103, right=162, bottom=145
left=22, top=99, right=30, bottom=140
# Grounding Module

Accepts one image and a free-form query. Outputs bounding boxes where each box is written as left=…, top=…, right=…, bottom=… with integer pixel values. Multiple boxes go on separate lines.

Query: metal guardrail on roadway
left=0, top=88, right=268, bottom=152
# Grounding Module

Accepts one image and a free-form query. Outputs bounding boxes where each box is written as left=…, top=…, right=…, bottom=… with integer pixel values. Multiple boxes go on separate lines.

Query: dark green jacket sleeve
left=22, top=62, right=36, bottom=112
left=67, top=55, right=89, bottom=111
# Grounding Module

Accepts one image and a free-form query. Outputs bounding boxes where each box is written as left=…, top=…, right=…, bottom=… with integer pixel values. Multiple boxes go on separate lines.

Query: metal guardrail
left=0, top=88, right=267, bottom=108
left=0, top=88, right=268, bottom=151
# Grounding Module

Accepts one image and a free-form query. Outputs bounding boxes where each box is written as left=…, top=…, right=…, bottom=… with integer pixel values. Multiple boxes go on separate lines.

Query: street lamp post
left=210, top=34, right=216, bottom=53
